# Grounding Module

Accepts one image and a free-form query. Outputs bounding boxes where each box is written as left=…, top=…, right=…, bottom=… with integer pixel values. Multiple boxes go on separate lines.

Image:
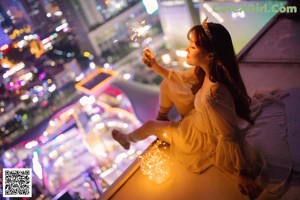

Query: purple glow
left=39, top=72, right=46, bottom=80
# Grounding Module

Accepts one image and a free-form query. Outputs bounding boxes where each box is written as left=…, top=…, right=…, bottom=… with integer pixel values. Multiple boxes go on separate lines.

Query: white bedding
left=243, top=89, right=300, bottom=199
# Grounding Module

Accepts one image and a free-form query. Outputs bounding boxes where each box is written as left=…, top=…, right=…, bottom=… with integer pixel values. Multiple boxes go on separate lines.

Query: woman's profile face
left=185, top=32, right=210, bottom=69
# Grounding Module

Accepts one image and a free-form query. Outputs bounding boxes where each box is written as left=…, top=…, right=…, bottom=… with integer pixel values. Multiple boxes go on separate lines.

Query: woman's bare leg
left=112, top=120, right=172, bottom=150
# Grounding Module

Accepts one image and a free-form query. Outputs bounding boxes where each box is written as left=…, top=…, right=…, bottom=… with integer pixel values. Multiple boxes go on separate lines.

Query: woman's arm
left=142, top=48, right=170, bottom=79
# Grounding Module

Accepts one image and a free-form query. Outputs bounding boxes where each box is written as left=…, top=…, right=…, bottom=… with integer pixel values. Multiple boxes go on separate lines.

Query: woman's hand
left=142, top=47, right=169, bottom=78
left=142, top=48, right=157, bottom=68
left=237, top=175, right=262, bottom=199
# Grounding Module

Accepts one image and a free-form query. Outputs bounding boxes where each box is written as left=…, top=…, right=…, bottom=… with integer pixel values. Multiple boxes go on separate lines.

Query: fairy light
left=139, top=140, right=174, bottom=184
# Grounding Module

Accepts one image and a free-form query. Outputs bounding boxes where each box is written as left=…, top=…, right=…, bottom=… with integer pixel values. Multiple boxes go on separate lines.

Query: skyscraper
left=19, top=0, right=49, bottom=37
left=56, top=0, right=162, bottom=65
left=56, top=0, right=101, bottom=62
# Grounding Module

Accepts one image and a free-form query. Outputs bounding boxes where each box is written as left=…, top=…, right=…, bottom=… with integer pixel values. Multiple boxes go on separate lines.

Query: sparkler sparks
left=139, top=140, right=174, bottom=184
left=128, top=20, right=150, bottom=43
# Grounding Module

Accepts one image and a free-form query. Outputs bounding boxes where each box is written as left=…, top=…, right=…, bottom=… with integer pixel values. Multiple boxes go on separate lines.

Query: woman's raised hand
left=142, top=47, right=157, bottom=68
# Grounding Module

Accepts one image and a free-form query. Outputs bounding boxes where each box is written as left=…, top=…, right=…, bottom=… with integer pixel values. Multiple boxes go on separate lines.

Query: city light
left=55, top=22, right=68, bottom=32
left=8, top=26, right=31, bottom=40
left=161, top=54, right=171, bottom=64
left=25, top=140, right=38, bottom=149
left=79, top=95, right=96, bottom=106
left=49, top=120, right=56, bottom=127
left=232, top=10, right=246, bottom=18
left=54, top=11, right=62, bottom=16
left=95, top=122, right=105, bottom=130
left=91, top=114, right=101, bottom=122
left=32, top=152, right=43, bottom=180
left=83, top=51, right=91, bottom=57
left=103, top=63, right=111, bottom=69
left=142, top=0, right=158, bottom=15
left=123, top=73, right=131, bottom=80
left=48, top=150, right=59, bottom=159
left=41, top=37, right=50, bottom=44
left=48, top=84, right=56, bottom=92
left=20, top=94, right=29, bottom=100
left=175, top=50, right=187, bottom=58
left=89, top=62, right=96, bottom=69
left=3, top=62, right=25, bottom=78
left=139, top=140, right=174, bottom=184
left=0, top=44, right=9, bottom=51
left=17, top=40, right=27, bottom=48
left=32, top=96, right=38, bottom=102
left=75, top=73, right=85, bottom=82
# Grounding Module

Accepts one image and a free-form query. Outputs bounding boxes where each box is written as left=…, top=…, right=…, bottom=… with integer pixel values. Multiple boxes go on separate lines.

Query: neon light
left=55, top=23, right=68, bottom=32
left=25, top=141, right=38, bottom=149
left=48, top=84, right=56, bottom=92
left=3, top=62, right=25, bottom=78
left=0, top=44, right=9, bottom=51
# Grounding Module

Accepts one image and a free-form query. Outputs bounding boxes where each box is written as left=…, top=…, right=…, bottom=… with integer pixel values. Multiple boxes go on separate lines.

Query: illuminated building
left=52, top=0, right=103, bottom=58
left=29, top=39, right=45, bottom=58
left=0, top=0, right=32, bottom=39
left=0, top=0, right=59, bottom=43
left=0, top=6, right=12, bottom=47
left=18, top=0, right=49, bottom=35
left=46, top=59, right=80, bottom=89
left=56, top=0, right=162, bottom=64
left=0, top=68, right=157, bottom=198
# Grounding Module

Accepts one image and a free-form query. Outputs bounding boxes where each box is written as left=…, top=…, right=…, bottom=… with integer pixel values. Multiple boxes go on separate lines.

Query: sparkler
left=128, top=20, right=150, bottom=48
left=139, top=140, right=174, bottom=184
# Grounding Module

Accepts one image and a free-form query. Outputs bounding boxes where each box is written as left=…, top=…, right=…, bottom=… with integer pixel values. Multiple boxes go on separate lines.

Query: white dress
left=168, top=78, right=262, bottom=176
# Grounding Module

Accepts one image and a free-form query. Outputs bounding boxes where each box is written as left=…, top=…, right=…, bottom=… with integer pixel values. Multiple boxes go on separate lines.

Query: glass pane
left=200, top=0, right=287, bottom=52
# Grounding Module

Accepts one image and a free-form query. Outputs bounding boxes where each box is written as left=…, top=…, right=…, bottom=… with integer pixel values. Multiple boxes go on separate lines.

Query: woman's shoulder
left=206, top=82, right=232, bottom=103
left=209, top=82, right=229, bottom=95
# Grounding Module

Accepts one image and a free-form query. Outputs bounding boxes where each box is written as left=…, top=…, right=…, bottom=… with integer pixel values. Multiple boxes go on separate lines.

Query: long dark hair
left=188, top=23, right=253, bottom=124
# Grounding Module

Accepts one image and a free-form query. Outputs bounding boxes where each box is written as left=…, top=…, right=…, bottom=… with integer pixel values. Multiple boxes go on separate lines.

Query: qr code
left=2, top=168, right=32, bottom=197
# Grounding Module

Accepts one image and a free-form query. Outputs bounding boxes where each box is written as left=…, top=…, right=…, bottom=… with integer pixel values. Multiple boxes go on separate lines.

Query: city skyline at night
left=1, top=0, right=300, bottom=199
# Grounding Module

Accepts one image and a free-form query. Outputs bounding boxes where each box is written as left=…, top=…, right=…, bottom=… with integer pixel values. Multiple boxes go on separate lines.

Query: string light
left=139, top=140, right=174, bottom=184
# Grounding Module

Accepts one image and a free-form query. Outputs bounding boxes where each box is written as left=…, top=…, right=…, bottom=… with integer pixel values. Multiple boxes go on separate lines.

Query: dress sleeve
left=165, top=68, right=196, bottom=85
left=204, top=86, right=247, bottom=175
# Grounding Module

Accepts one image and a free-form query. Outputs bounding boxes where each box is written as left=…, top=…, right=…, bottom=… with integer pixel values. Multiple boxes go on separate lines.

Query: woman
left=112, top=19, right=263, bottom=199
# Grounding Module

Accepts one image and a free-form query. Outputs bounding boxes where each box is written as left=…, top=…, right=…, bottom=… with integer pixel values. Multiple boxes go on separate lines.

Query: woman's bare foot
left=112, top=129, right=130, bottom=150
